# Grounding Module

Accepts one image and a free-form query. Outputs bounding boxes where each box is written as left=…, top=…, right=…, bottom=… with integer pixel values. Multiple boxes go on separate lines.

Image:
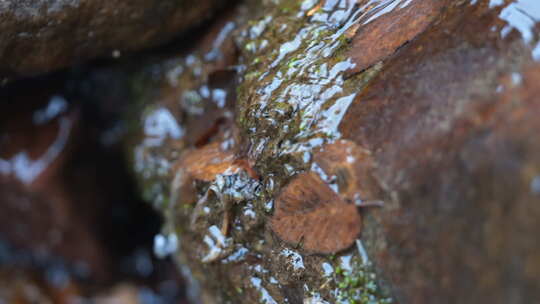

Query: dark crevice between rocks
left=0, top=71, right=188, bottom=303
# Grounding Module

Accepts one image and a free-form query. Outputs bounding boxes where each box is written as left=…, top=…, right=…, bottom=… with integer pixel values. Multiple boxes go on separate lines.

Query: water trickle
left=205, top=21, right=236, bottom=61
left=489, top=0, right=540, bottom=61
left=321, top=262, right=334, bottom=277
left=153, top=233, right=179, bottom=259
left=237, top=0, right=384, bottom=180
left=511, top=72, right=523, bottom=86
left=359, top=0, right=416, bottom=26
left=489, top=0, right=504, bottom=8
left=133, top=106, right=184, bottom=207
left=498, top=0, right=540, bottom=42
left=142, top=107, right=184, bottom=147
left=221, top=246, right=248, bottom=263
left=533, top=42, right=540, bottom=61
left=304, top=296, right=331, bottom=304
left=201, top=225, right=232, bottom=263
left=0, top=116, right=73, bottom=184
left=250, top=276, right=278, bottom=304
left=280, top=248, right=305, bottom=271
left=355, top=240, right=370, bottom=265
left=32, top=95, right=68, bottom=125
left=339, top=254, right=354, bottom=273
left=530, top=175, right=540, bottom=195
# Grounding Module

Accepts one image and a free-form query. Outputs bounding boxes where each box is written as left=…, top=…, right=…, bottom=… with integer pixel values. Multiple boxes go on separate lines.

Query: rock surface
left=347, top=0, right=444, bottom=73
left=341, top=1, right=540, bottom=302
left=94, top=0, right=540, bottom=303
left=0, top=0, right=222, bottom=79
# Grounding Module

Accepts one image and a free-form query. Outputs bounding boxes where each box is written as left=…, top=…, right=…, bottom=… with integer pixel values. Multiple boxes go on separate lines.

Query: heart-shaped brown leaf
left=270, top=172, right=361, bottom=254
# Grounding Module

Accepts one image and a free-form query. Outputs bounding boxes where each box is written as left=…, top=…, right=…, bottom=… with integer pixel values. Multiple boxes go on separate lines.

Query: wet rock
left=123, top=0, right=540, bottom=303
left=339, top=1, right=540, bottom=303
left=0, top=0, right=223, bottom=80
left=125, top=1, right=393, bottom=303
left=347, top=0, right=444, bottom=74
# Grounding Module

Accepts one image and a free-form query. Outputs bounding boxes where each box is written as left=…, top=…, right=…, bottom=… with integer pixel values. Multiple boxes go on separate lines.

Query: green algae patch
left=302, top=249, right=393, bottom=304
left=333, top=261, right=393, bottom=304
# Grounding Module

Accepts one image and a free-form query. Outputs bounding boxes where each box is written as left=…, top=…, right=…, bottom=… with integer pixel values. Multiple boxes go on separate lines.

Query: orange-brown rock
left=270, top=172, right=361, bottom=254
left=338, top=1, right=540, bottom=302
left=348, top=0, right=445, bottom=74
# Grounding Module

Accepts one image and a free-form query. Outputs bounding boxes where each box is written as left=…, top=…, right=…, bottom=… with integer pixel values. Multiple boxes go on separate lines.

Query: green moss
left=333, top=261, right=393, bottom=304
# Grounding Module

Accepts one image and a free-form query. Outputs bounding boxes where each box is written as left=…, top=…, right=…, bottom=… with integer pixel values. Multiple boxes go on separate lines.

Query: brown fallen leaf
left=348, top=0, right=444, bottom=74
left=179, top=142, right=238, bottom=182
left=172, top=143, right=257, bottom=205
left=270, top=172, right=361, bottom=254
left=313, top=139, right=378, bottom=203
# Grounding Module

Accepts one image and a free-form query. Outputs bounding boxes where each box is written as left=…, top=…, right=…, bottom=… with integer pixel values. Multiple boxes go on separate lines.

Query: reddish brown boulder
left=341, top=1, right=540, bottom=303
left=0, top=0, right=223, bottom=79
left=347, top=0, right=445, bottom=74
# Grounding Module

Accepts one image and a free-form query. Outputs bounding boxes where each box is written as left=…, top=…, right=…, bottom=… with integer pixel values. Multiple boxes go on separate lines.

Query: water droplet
left=33, top=95, right=68, bottom=125
left=153, top=233, right=178, bottom=259
left=112, top=49, right=121, bottom=58
left=321, top=262, right=334, bottom=276
left=281, top=248, right=305, bottom=271
left=530, top=175, right=540, bottom=195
